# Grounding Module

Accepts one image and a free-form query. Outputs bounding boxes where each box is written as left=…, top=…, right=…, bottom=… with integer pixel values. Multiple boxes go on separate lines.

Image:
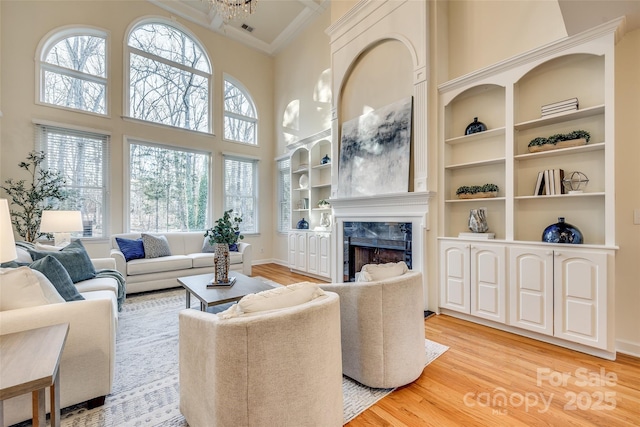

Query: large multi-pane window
left=128, top=141, right=210, bottom=232
left=39, top=29, right=107, bottom=114
left=36, top=124, right=109, bottom=238
left=223, top=155, right=258, bottom=234
left=224, top=76, right=257, bottom=144
left=127, top=21, right=211, bottom=132
left=277, top=158, right=290, bottom=232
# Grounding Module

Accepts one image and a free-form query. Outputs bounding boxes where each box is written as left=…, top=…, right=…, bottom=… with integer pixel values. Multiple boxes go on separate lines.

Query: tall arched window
left=39, top=28, right=107, bottom=115
left=224, top=76, right=258, bottom=145
left=127, top=20, right=211, bottom=132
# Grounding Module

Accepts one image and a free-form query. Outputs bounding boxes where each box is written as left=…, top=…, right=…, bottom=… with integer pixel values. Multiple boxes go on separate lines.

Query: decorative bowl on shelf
left=299, top=174, right=309, bottom=189
left=318, top=199, right=331, bottom=208
left=456, top=184, right=499, bottom=199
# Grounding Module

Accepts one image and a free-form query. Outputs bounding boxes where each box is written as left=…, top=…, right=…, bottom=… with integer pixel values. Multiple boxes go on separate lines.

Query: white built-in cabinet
left=440, top=241, right=506, bottom=324
left=509, top=246, right=608, bottom=349
left=437, top=21, right=620, bottom=358
left=286, top=129, right=333, bottom=280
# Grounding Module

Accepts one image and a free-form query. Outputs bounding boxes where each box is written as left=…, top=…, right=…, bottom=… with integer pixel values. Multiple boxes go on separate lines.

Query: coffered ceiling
left=148, top=0, right=328, bottom=56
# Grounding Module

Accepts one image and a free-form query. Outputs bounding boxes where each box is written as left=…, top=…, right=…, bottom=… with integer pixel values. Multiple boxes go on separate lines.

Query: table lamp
left=40, top=210, right=83, bottom=247
left=1, top=199, right=17, bottom=262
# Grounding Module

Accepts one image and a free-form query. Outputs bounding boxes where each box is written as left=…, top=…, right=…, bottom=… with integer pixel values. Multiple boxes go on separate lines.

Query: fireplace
left=343, top=221, right=412, bottom=281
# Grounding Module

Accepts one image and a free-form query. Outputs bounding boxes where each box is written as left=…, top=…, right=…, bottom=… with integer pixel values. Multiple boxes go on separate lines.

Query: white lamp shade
left=1, top=199, right=17, bottom=262
left=40, top=210, right=83, bottom=232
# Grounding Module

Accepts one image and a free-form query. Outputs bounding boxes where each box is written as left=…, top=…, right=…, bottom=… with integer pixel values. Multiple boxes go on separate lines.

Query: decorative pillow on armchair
left=218, top=282, right=325, bottom=319
left=357, top=261, right=409, bottom=282
left=29, top=240, right=96, bottom=283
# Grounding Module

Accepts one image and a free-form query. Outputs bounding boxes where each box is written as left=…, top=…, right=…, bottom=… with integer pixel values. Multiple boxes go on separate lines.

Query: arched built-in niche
left=327, top=0, right=429, bottom=194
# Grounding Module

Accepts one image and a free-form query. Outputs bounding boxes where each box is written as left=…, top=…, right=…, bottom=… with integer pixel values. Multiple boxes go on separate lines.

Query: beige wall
left=0, top=1, right=275, bottom=260
left=272, top=8, right=332, bottom=264
left=614, top=27, right=640, bottom=352
left=446, top=0, right=567, bottom=79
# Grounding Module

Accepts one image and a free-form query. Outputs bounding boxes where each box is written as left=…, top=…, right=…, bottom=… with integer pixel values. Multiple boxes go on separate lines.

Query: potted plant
left=456, top=183, right=499, bottom=199
left=318, top=199, right=331, bottom=209
left=1, top=151, right=68, bottom=242
left=528, top=130, right=590, bottom=152
left=204, top=209, right=244, bottom=284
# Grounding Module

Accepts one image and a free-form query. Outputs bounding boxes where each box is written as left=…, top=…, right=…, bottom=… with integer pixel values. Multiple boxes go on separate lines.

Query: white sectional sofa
left=0, top=252, right=118, bottom=426
left=110, top=232, right=252, bottom=295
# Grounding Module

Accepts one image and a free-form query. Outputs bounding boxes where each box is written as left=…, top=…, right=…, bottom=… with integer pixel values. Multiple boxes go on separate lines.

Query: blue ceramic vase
left=297, top=217, right=309, bottom=229
left=542, top=217, right=583, bottom=244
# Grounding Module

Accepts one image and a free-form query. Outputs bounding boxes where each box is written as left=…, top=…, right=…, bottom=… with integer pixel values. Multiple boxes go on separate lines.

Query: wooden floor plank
left=252, top=264, right=640, bottom=426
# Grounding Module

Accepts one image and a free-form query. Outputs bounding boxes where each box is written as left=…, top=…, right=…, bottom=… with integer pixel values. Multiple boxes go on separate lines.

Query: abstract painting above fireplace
left=337, top=97, right=413, bottom=198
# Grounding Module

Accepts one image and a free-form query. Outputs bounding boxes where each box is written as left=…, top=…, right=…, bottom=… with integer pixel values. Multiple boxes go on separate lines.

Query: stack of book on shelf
left=541, top=98, right=578, bottom=117
left=534, top=169, right=565, bottom=196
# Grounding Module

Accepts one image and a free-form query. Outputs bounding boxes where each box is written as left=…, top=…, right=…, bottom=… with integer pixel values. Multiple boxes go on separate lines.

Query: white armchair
left=321, top=270, right=426, bottom=388
left=179, top=291, right=343, bottom=427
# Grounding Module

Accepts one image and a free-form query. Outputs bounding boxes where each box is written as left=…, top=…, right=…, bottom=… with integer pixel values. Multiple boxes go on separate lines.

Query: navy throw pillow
left=116, top=237, right=145, bottom=262
left=229, top=243, right=238, bottom=252
left=29, top=240, right=96, bottom=283
left=30, top=255, right=84, bottom=301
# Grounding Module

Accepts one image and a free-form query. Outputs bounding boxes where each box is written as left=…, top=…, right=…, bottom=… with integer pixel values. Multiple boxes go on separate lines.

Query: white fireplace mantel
left=330, top=191, right=434, bottom=226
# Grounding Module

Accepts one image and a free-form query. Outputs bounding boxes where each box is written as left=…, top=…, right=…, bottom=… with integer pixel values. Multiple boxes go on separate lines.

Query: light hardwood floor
left=252, top=264, right=640, bottom=427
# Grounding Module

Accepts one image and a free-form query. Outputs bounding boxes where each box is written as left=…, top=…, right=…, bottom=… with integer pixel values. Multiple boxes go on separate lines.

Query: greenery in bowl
left=318, top=199, right=331, bottom=208
left=528, top=130, right=590, bottom=148
left=456, top=183, right=499, bottom=196
left=204, top=209, right=244, bottom=245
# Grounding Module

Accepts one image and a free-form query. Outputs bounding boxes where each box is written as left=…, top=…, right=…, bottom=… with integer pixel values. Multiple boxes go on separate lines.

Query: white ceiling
left=149, top=0, right=640, bottom=57
left=148, top=0, right=328, bottom=56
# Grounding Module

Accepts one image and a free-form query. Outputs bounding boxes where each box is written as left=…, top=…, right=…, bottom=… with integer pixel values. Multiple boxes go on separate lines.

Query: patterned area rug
left=44, top=286, right=447, bottom=426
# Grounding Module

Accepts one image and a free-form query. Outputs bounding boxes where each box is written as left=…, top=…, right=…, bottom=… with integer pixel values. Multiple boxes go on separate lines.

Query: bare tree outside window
left=128, top=23, right=211, bottom=132
left=41, top=33, right=106, bottom=114
left=224, top=78, right=257, bottom=144
left=129, top=142, right=209, bottom=232
left=223, top=155, right=257, bottom=233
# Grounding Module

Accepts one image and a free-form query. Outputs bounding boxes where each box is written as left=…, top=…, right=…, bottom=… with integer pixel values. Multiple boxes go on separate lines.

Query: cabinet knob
left=546, top=251, right=553, bottom=256
left=555, top=252, right=561, bottom=257
left=470, top=245, right=475, bottom=250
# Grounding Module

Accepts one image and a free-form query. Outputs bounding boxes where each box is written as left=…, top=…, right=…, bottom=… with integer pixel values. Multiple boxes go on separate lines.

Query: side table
left=0, top=323, right=69, bottom=427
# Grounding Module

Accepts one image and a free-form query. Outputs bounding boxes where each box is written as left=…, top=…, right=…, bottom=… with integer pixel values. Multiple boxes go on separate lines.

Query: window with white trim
left=277, top=158, right=290, bottom=232
left=39, top=29, right=107, bottom=114
left=223, top=155, right=258, bottom=234
left=224, top=76, right=257, bottom=144
left=128, top=141, right=210, bottom=232
left=127, top=21, right=211, bottom=132
left=36, top=124, right=109, bottom=238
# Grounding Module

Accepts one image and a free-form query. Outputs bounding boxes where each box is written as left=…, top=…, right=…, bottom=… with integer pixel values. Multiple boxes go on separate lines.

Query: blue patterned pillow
left=141, top=234, right=172, bottom=258
left=115, top=237, right=145, bottom=262
left=29, top=255, right=84, bottom=301
left=29, top=240, right=96, bottom=283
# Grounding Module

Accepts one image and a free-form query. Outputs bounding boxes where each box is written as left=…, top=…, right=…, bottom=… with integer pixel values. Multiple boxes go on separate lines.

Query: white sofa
left=110, top=232, right=252, bottom=295
left=0, top=255, right=118, bottom=426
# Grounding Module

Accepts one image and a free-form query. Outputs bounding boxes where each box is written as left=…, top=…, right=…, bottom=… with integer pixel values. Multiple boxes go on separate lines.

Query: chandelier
left=209, top=0, right=257, bottom=22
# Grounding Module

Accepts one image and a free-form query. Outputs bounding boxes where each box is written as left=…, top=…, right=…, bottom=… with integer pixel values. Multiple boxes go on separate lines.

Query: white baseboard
left=616, top=339, right=640, bottom=358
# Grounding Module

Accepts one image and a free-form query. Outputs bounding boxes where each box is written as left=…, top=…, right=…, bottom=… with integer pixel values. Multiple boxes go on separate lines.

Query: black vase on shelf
left=542, top=217, right=583, bottom=244
left=465, top=117, right=487, bottom=135
left=297, top=217, right=309, bottom=230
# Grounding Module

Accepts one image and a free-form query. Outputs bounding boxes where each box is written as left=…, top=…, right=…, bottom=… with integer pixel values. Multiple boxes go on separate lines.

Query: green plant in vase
left=204, top=209, right=244, bottom=284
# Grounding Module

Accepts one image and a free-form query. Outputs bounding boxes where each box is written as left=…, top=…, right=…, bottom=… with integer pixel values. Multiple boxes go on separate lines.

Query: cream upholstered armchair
left=321, top=266, right=426, bottom=388
left=179, top=285, right=343, bottom=427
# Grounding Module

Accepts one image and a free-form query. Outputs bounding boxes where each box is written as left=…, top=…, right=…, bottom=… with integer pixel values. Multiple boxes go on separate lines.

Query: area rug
left=48, top=286, right=447, bottom=426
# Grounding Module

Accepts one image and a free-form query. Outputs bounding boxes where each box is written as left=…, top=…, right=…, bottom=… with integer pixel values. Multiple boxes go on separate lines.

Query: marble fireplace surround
left=331, top=192, right=433, bottom=308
